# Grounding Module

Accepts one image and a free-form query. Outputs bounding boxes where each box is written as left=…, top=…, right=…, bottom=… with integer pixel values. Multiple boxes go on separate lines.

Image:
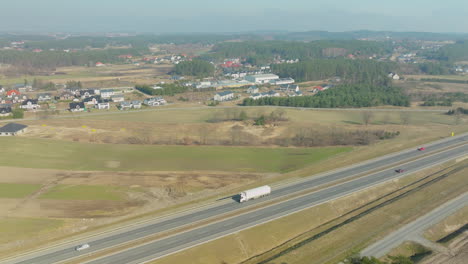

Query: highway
left=6, top=135, right=468, bottom=264
left=361, top=193, right=468, bottom=258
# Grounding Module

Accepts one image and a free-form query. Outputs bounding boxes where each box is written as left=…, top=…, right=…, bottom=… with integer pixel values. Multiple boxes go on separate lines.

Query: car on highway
left=417, top=147, right=426, bottom=151
left=75, top=243, right=90, bottom=251
left=395, top=169, right=405, bottom=173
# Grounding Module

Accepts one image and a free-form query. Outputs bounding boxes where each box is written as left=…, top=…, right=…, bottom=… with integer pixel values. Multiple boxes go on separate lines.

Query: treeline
left=417, top=62, right=452, bottom=75
left=243, top=85, right=410, bottom=108
left=209, top=40, right=392, bottom=64
left=346, top=255, right=414, bottom=264
left=447, top=107, right=468, bottom=115
left=271, top=59, right=394, bottom=84
left=420, top=78, right=468, bottom=84
left=424, top=40, right=468, bottom=61
left=135, top=83, right=188, bottom=96
left=174, top=60, right=215, bottom=77
left=0, top=48, right=142, bottom=72
left=415, top=92, right=468, bottom=106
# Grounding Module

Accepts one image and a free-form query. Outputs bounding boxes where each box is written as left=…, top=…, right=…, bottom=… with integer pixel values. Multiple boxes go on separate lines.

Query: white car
left=75, top=243, right=90, bottom=251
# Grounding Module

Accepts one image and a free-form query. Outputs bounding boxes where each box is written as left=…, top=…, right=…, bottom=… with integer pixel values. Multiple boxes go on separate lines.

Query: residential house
left=58, top=91, right=75, bottom=101
left=246, top=86, right=259, bottom=94
left=250, top=93, right=264, bottom=100
left=83, top=96, right=100, bottom=106
left=0, top=86, right=5, bottom=94
left=111, top=94, right=125, bottom=103
left=312, top=86, right=324, bottom=93
left=66, top=87, right=81, bottom=95
left=100, top=89, right=115, bottom=99
left=69, top=102, right=85, bottom=112
left=6, top=90, right=20, bottom=98
left=214, top=91, right=235, bottom=102
left=95, top=62, right=105, bottom=67
left=143, top=97, right=166, bottom=106
left=288, top=91, right=303, bottom=97
left=245, top=74, right=279, bottom=84
left=79, top=89, right=96, bottom=99
left=37, top=93, right=52, bottom=102
left=95, top=102, right=110, bottom=110
left=20, top=99, right=40, bottom=110
left=266, top=90, right=280, bottom=97
left=131, top=100, right=142, bottom=109
left=14, top=84, right=32, bottom=92
left=279, top=84, right=299, bottom=92
left=0, top=123, right=28, bottom=136
left=119, top=101, right=132, bottom=110
left=0, top=105, right=12, bottom=116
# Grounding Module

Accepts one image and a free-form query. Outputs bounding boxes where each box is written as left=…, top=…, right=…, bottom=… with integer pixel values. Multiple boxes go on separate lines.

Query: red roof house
left=6, top=90, right=20, bottom=97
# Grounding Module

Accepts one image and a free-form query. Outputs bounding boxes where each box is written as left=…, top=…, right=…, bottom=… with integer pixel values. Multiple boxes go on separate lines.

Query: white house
left=246, top=86, right=259, bottom=94
left=131, top=100, right=142, bottom=109
left=37, top=93, right=52, bottom=102
left=20, top=99, right=40, bottom=110
left=245, top=74, right=279, bottom=84
left=100, top=89, right=115, bottom=99
left=95, top=102, right=110, bottom=110
left=249, top=93, right=264, bottom=100
left=214, top=91, right=235, bottom=102
left=0, top=123, right=28, bottom=136
left=119, top=101, right=132, bottom=110
left=143, top=97, right=166, bottom=106
left=111, top=94, right=125, bottom=103
left=279, top=84, right=300, bottom=92
left=69, top=102, right=85, bottom=112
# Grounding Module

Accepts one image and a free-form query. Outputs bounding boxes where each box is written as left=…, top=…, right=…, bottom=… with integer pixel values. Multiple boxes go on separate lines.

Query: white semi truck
left=239, top=185, right=271, bottom=203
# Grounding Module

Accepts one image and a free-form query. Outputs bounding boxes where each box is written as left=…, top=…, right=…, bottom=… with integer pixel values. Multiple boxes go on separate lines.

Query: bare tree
left=400, top=111, right=411, bottom=126
left=362, top=111, right=374, bottom=126
left=230, top=125, right=244, bottom=145
left=198, top=125, right=211, bottom=145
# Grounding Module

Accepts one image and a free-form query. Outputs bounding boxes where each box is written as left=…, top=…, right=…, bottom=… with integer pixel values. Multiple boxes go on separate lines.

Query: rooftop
left=0, top=123, right=27, bottom=133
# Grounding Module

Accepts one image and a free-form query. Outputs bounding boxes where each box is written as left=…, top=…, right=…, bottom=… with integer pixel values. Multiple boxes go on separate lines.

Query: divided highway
left=6, top=134, right=468, bottom=264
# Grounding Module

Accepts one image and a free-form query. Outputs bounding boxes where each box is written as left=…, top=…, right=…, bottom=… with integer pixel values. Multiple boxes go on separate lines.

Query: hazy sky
left=1, top=0, right=466, bottom=33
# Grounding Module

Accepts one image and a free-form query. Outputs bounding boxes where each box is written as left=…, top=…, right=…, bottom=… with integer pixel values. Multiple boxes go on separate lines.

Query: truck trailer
left=239, top=185, right=271, bottom=203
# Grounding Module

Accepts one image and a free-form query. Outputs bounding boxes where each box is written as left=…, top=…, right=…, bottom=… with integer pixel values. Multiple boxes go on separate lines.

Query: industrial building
left=245, top=74, right=279, bottom=84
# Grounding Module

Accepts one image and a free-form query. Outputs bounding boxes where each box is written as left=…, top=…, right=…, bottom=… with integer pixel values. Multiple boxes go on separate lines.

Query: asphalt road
left=361, top=193, right=468, bottom=258
left=9, top=136, right=467, bottom=264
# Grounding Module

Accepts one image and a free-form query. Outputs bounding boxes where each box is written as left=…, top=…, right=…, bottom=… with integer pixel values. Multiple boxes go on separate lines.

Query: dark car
left=395, top=169, right=405, bottom=173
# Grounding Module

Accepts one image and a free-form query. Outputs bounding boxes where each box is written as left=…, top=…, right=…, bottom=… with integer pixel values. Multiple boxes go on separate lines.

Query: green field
left=0, top=183, right=41, bottom=198
left=0, top=218, right=64, bottom=244
left=40, top=185, right=124, bottom=200
left=0, top=137, right=351, bottom=172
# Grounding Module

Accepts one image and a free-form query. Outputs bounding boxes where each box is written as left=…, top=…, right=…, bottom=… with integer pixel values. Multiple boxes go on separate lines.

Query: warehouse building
left=245, top=74, right=279, bottom=84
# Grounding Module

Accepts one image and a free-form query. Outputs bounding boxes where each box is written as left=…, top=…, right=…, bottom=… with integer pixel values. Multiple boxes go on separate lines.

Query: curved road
left=7, top=134, right=467, bottom=264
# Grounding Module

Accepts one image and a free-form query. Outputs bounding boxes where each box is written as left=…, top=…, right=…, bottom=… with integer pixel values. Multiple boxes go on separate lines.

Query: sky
left=0, top=0, right=466, bottom=33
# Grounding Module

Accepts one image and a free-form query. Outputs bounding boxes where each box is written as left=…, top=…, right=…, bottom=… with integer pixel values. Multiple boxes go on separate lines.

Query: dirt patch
left=421, top=233, right=468, bottom=264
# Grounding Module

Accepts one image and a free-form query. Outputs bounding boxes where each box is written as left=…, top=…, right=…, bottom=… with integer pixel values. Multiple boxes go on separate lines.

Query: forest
left=174, top=60, right=215, bottom=77
left=208, top=40, right=392, bottom=65
left=242, top=84, right=410, bottom=108
left=271, top=59, right=394, bottom=85
left=135, top=83, right=188, bottom=96
left=423, top=40, right=468, bottom=62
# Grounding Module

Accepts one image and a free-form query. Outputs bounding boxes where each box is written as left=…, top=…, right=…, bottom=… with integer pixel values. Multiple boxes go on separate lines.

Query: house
left=111, top=94, right=125, bottom=103
left=58, top=91, right=75, bottom=101
left=171, top=75, right=184, bottom=80
left=131, top=100, right=142, bottom=109
left=143, top=97, right=166, bottom=106
left=266, top=90, right=280, bottom=97
left=80, top=89, right=96, bottom=99
left=312, top=86, right=324, bottom=93
left=250, top=93, right=264, bottom=100
left=246, top=86, right=259, bottom=94
left=388, top=73, right=400, bottom=80
left=95, top=62, right=105, bottom=67
left=37, top=93, right=52, bottom=102
left=245, top=74, right=279, bottom=84
left=214, top=91, right=235, bottom=102
left=288, top=91, right=303, bottom=97
left=95, top=102, right=110, bottom=110
left=6, top=90, right=20, bottom=98
left=66, top=87, right=81, bottom=95
left=100, top=89, right=115, bottom=99
left=279, top=84, right=300, bottom=92
left=0, top=105, right=12, bottom=116
left=0, top=86, right=5, bottom=94
left=83, top=96, right=100, bottom=105
left=20, top=99, right=40, bottom=110
left=0, top=123, right=28, bottom=136
left=14, top=84, right=32, bottom=92
left=119, top=101, right=132, bottom=110
left=69, top=102, right=85, bottom=112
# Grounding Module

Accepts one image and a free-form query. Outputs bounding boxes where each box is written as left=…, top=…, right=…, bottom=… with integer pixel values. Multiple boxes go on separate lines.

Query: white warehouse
left=245, top=74, right=279, bottom=84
